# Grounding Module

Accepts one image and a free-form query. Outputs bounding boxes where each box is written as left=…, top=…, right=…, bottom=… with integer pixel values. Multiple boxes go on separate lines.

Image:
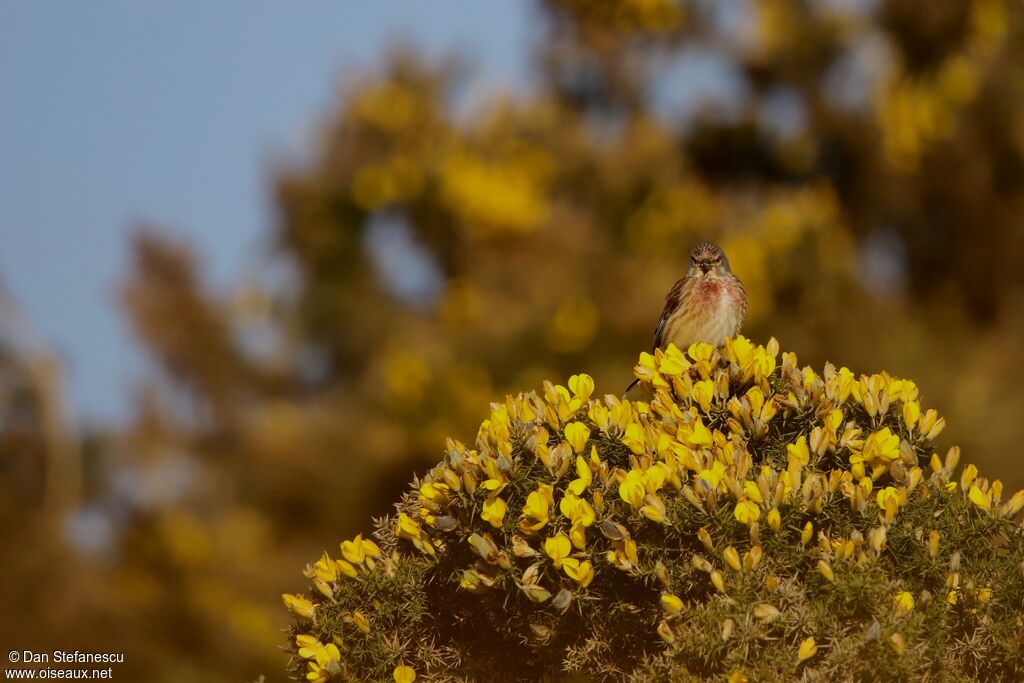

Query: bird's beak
left=699, top=264, right=710, bottom=275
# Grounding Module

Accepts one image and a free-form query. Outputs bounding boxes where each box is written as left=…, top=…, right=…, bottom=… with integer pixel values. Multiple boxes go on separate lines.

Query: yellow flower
left=396, top=513, right=435, bottom=555
left=341, top=533, right=380, bottom=565
left=895, top=591, right=915, bottom=615
left=568, top=373, right=594, bottom=402
left=569, top=523, right=588, bottom=549
left=295, top=634, right=321, bottom=658
left=767, top=507, right=781, bottom=532
left=723, top=546, right=741, bottom=572
left=960, top=463, right=978, bottom=490
left=564, top=421, right=591, bottom=455
left=697, top=461, right=727, bottom=491
left=297, top=636, right=335, bottom=667
left=544, top=534, right=571, bottom=568
left=521, top=484, right=554, bottom=531
left=481, top=457, right=508, bottom=494
left=298, top=638, right=342, bottom=680
left=919, top=409, right=946, bottom=440
left=876, top=486, right=905, bottom=522
left=622, top=422, right=646, bottom=454
left=850, top=456, right=866, bottom=481
left=337, top=558, right=357, bottom=578
left=823, top=408, right=843, bottom=435
left=752, top=345, right=777, bottom=384
left=561, top=557, right=595, bottom=588
left=787, top=436, right=810, bottom=467
left=660, top=593, right=683, bottom=615
left=313, top=578, right=333, bottom=600
left=481, top=496, right=507, bottom=528
left=397, top=513, right=422, bottom=540
left=606, top=537, right=639, bottom=571
left=691, top=379, right=715, bottom=412
left=515, top=396, right=538, bottom=423
left=641, top=463, right=671, bottom=493
left=826, top=366, right=858, bottom=402
left=632, top=353, right=660, bottom=387
left=640, top=493, right=667, bottom=523
left=798, top=636, right=818, bottom=661
left=725, top=335, right=753, bottom=365
left=568, top=455, right=593, bottom=495
left=908, top=466, right=923, bottom=490
left=728, top=338, right=778, bottom=383
left=560, top=492, right=596, bottom=527
left=310, top=552, right=338, bottom=583
left=801, top=522, right=814, bottom=546
left=419, top=481, right=450, bottom=505
left=861, top=427, right=900, bottom=466
left=394, top=665, right=416, bottom=683
left=618, top=469, right=647, bottom=508
left=903, top=400, right=921, bottom=429
left=734, top=500, right=761, bottom=526
left=686, top=419, right=713, bottom=448
left=870, top=525, right=887, bottom=553
left=688, top=342, right=714, bottom=363
left=659, top=343, right=690, bottom=375
left=742, top=480, right=764, bottom=505
left=282, top=593, right=315, bottom=619
left=306, top=662, right=331, bottom=682
left=968, top=484, right=991, bottom=511
left=480, top=475, right=507, bottom=495
left=362, top=537, right=382, bottom=559
left=1004, top=489, right=1024, bottom=516
left=859, top=476, right=874, bottom=497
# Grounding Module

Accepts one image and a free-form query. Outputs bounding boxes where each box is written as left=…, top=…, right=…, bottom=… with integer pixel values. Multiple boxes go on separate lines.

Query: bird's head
left=687, top=241, right=732, bottom=279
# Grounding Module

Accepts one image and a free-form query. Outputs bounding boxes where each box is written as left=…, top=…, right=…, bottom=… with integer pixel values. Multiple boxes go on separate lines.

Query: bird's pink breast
left=691, top=279, right=727, bottom=309
left=662, top=277, right=744, bottom=349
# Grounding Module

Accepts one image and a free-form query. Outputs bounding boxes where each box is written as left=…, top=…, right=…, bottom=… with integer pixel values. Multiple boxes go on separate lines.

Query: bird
left=626, top=241, right=747, bottom=392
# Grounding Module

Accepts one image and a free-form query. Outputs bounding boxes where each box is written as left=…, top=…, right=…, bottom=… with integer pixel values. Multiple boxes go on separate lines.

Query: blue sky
left=0, top=0, right=531, bottom=424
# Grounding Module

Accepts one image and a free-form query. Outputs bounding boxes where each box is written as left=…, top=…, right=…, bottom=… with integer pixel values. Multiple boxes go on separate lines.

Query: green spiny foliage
left=284, top=337, right=1024, bottom=682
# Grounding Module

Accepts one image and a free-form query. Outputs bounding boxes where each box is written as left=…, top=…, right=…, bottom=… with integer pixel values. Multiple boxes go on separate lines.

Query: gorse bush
left=283, top=337, right=1024, bottom=681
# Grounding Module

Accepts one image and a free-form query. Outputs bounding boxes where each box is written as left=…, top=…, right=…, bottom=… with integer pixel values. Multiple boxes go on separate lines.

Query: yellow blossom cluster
left=440, top=150, right=553, bottom=236
left=876, top=0, right=1010, bottom=170
left=284, top=337, right=1024, bottom=681
left=283, top=534, right=382, bottom=681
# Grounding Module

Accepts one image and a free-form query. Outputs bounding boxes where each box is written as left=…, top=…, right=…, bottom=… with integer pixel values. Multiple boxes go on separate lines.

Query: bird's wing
left=734, top=276, right=748, bottom=331
left=652, top=277, right=687, bottom=351
left=627, top=277, right=688, bottom=395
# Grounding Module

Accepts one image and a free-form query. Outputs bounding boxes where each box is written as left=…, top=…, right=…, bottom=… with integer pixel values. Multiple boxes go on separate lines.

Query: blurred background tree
left=3, top=0, right=1024, bottom=680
